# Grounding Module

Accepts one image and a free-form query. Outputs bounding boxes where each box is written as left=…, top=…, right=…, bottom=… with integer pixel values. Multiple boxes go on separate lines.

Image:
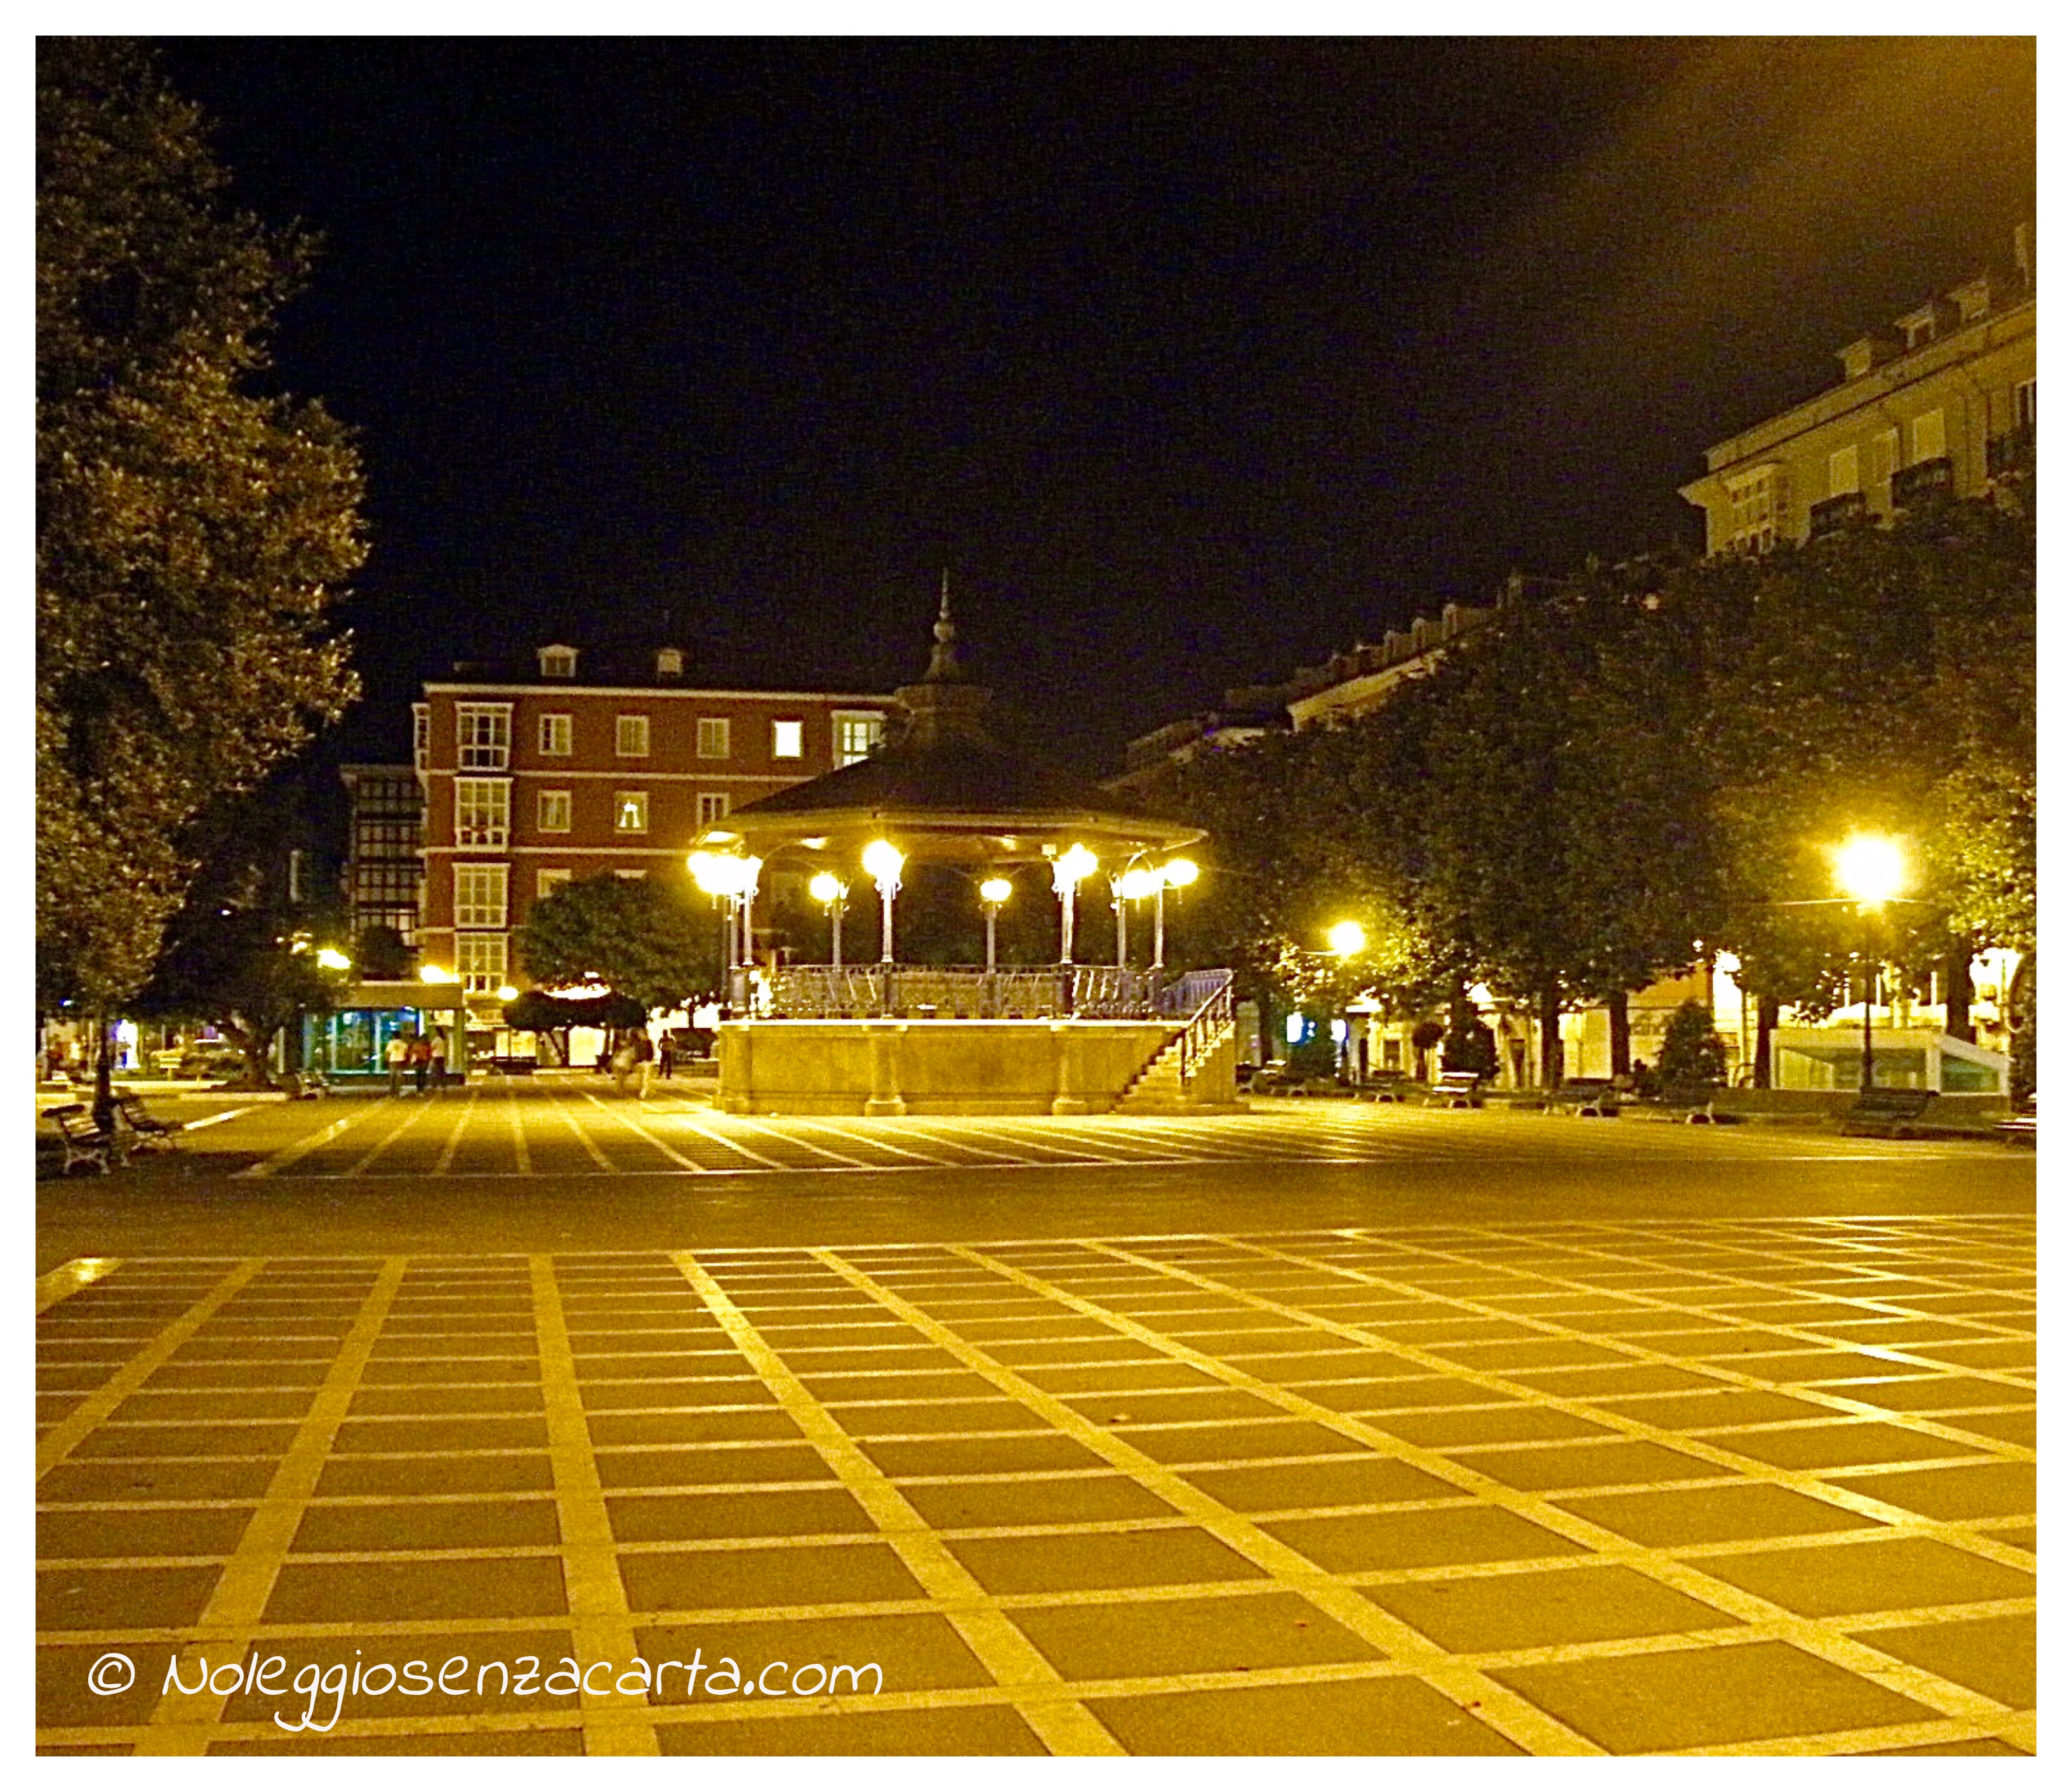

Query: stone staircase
left=1115, top=1016, right=1237, bottom=1113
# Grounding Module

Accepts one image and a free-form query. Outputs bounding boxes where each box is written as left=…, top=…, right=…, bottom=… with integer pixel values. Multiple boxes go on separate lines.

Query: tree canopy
left=37, top=39, right=364, bottom=1012
left=515, top=873, right=719, bottom=1013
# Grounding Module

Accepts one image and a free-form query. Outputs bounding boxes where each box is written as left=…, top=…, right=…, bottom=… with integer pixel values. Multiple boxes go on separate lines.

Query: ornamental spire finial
left=926, top=571, right=962, bottom=679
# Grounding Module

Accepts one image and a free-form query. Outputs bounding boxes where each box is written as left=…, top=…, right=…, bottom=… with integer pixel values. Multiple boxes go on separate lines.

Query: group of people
left=609, top=1028, right=677, bottom=1098
left=383, top=1030, right=447, bottom=1096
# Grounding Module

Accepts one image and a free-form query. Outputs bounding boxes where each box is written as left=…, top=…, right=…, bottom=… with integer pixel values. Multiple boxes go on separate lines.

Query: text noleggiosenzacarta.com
left=144, top=1649, right=884, bottom=1733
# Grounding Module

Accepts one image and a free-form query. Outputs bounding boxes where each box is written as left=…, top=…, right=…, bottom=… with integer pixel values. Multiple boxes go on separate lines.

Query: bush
left=1658, top=1000, right=1728, bottom=1086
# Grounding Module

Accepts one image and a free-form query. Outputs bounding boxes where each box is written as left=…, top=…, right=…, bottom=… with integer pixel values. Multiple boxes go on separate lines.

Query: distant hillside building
left=1680, top=227, right=2034, bottom=551
left=413, top=641, right=893, bottom=1006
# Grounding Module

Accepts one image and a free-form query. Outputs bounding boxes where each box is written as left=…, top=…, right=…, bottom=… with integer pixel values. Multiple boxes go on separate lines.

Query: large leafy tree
left=1677, top=491, right=2036, bottom=1068
left=516, top=873, right=720, bottom=1014
left=37, top=39, right=364, bottom=1016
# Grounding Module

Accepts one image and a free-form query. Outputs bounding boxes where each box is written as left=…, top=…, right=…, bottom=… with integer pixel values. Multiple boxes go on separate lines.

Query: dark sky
left=154, top=36, right=2035, bottom=775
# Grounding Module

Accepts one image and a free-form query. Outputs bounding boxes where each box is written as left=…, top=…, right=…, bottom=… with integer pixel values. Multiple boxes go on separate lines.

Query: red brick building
left=415, top=642, right=891, bottom=1006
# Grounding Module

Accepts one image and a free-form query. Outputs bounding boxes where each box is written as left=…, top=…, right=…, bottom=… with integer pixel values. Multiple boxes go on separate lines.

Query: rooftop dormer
left=655, top=647, right=684, bottom=679
left=537, top=644, right=579, bottom=679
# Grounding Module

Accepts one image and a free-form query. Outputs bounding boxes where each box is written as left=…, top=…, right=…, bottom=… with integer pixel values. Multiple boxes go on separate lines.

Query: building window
left=615, top=791, right=648, bottom=833
left=537, top=645, right=578, bottom=679
left=833, top=710, right=884, bottom=767
left=538, top=789, right=572, bottom=833
left=537, top=868, right=571, bottom=900
left=1911, top=408, right=1946, bottom=463
left=697, top=717, right=731, bottom=760
left=412, top=705, right=430, bottom=772
left=454, top=778, right=510, bottom=848
left=772, top=718, right=804, bottom=759
left=455, top=933, right=507, bottom=995
left=288, top=848, right=305, bottom=905
left=539, top=713, right=572, bottom=756
left=456, top=703, right=512, bottom=770
left=454, top=863, right=509, bottom=929
left=616, top=713, right=650, bottom=757
left=1724, top=468, right=1780, bottom=554
left=656, top=647, right=684, bottom=677
left=1828, top=444, right=1859, bottom=496
left=697, top=792, right=730, bottom=826
left=614, top=868, right=646, bottom=880
left=2016, top=378, right=2037, bottom=432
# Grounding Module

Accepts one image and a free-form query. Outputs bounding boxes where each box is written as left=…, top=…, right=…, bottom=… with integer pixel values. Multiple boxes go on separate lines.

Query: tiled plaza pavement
left=37, top=1213, right=2033, bottom=1755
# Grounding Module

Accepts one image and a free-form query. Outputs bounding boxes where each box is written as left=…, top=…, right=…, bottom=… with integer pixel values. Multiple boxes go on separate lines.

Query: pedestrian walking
left=410, top=1033, right=432, bottom=1095
left=430, top=1029, right=448, bottom=1087
left=658, top=1032, right=676, bottom=1080
left=385, top=1032, right=409, bottom=1097
left=610, top=1034, right=637, bottom=1096
left=633, top=1028, right=656, bottom=1099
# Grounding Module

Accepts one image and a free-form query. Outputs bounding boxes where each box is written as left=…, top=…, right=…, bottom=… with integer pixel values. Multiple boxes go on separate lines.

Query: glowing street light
left=420, top=964, right=456, bottom=985
left=980, top=876, right=1012, bottom=975
left=315, top=946, right=353, bottom=972
left=689, top=851, right=762, bottom=1004
left=496, top=983, right=519, bottom=1002
left=1152, top=858, right=1196, bottom=971
left=862, top=840, right=904, bottom=964
left=1833, top=832, right=1908, bottom=1092
left=1327, top=920, right=1367, bottom=957
left=809, top=870, right=848, bottom=970
left=1052, top=844, right=1098, bottom=966
left=1113, top=866, right=1162, bottom=967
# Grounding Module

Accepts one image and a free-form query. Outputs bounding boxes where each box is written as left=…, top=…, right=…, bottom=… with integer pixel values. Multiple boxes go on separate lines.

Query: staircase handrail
left=1167, top=969, right=1233, bottom=1085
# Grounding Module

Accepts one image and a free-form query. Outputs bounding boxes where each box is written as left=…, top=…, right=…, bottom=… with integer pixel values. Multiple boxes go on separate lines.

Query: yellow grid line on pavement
left=529, top=1254, right=660, bottom=1755
left=37, top=1262, right=267, bottom=1478
left=503, top=1075, right=533, bottom=1174
left=1055, top=1238, right=2030, bottom=1744
left=36, top=1257, right=126, bottom=1314
left=234, top=1099, right=399, bottom=1178
left=575, top=1089, right=710, bottom=1170
left=133, top=1258, right=406, bottom=1755
left=805, top=1245, right=1604, bottom=1757
left=671, top=1251, right=1126, bottom=1756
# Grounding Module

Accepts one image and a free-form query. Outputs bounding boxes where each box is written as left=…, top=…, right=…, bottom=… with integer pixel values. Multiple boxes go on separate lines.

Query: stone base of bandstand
left=714, top=1018, right=1237, bottom=1117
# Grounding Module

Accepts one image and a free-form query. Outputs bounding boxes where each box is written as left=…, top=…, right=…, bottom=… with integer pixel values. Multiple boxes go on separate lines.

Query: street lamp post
left=1114, top=867, right=1161, bottom=975
left=862, top=840, right=904, bottom=1015
left=809, top=872, right=847, bottom=972
left=1833, top=833, right=1906, bottom=1093
left=980, top=877, right=1011, bottom=976
left=1053, top=845, right=1097, bottom=967
left=1153, top=858, right=1197, bottom=972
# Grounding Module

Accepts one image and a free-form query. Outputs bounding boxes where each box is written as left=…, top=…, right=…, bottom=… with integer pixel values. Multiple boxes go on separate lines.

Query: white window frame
left=1828, top=444, right=1859, bottom=496
left=454, top=778, right=510, bottom=849
left=453, top=862, right=509, bottom=929
left=833, top=709, right=885, bottom=767
left=697, top=792, right=731, bottom=826
left=538, top=789, right=572, bottom=833
left=413, top=704, right=430, bottom=772
left=772, top=718, right=804, bottom=760
left=536, top=868, right=572, bottom=901
left=614, top=790, right=649, bottom=834
left=539, top=713, right=572, bottom=756
left=616, top=713, right=651, bottom=757
left=697, top=717, right=731, bottom=760
left=456, top=703, right=512, bottom=771
left=1911, top=408, right=1946, bottom=463
left=455, top=933, right=508, bottom=995
left=1723, top=468, right=1778, bottom=554
left=2016, top=378, right=2037, bottom=431
left=538, top=645, right=578, bottom=679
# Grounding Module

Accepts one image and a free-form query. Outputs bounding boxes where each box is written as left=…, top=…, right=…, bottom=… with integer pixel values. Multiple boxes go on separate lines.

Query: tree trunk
left=1607, top=990, right=1631, bottom=1079
left=1537, top=982, right=1563, bottom=1087
left=1941, top=941, right=1975, bottom=1042
left=1753, top=995, right=1779, bottom=1089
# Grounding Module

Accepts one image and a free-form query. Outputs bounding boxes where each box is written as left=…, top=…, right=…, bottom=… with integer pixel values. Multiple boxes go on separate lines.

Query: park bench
left=48, top=1103, right=123, bottom=1175
left=1359, top=1072, right=1413, bottom=1103
left=112, top=1091, right=182, bottom=1151
left=1425, top=1070, right=1484, bottom=1110
left=1547, top=1077, right=1620, bottom=1117
left=1658, top=1080, right=1727, bottom=1124
left=1841, top=1086, right=1938, bottom=1139
left=1996, top=1094, right=2037, bottom=1147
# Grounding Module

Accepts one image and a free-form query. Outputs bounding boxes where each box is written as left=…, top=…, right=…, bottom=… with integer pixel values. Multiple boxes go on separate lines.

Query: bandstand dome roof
left=696, top=592, right=1204, bottom=868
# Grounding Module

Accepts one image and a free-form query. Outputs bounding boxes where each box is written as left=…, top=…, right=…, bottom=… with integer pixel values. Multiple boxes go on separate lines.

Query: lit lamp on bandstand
left=687, top=851, right=762, bottom=1009
left=862, top=840, right=905, bottom=1012
left=1152, top=858, right=1197, bottom=971
left=1113, top=866, right=1162, bottom=967
left=1052, top=844, right=1098, bottom=965
left=809, top=871, right=848, bottom=971
left=1832, top=832, right=1906, bottom=1093
left=980, top=877, right=1013, bottom=974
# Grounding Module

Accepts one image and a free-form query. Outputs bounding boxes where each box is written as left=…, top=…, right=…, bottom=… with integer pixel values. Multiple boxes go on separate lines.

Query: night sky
left=152, top=36, right=2035, bottom=776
